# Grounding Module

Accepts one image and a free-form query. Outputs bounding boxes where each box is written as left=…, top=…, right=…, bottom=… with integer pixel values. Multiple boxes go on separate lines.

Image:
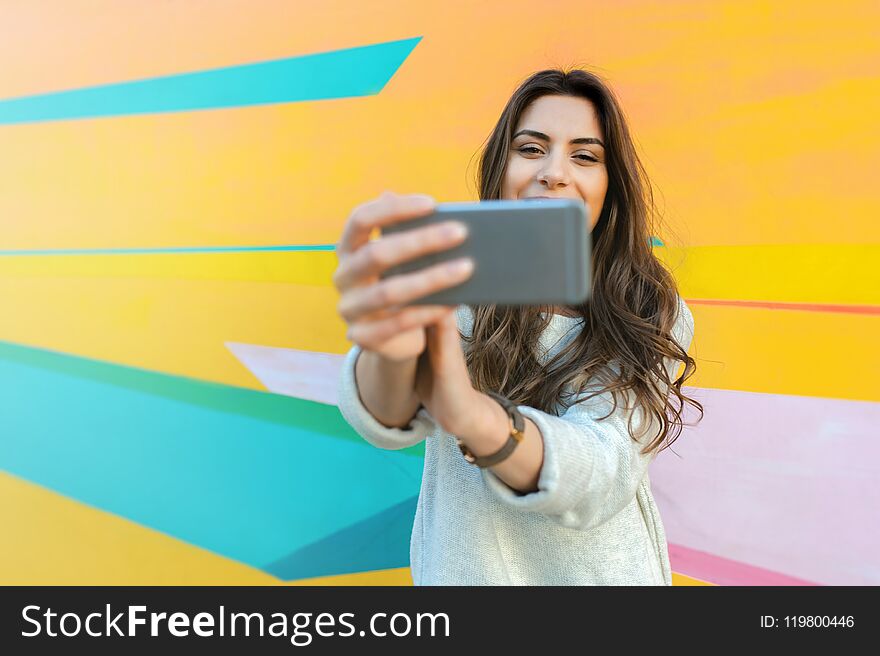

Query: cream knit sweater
left=336, top=297, right=694, bottom=585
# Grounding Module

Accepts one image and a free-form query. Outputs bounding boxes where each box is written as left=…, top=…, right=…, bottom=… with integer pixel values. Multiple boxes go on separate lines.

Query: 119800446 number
left=784, top=616, right=854, bottom=628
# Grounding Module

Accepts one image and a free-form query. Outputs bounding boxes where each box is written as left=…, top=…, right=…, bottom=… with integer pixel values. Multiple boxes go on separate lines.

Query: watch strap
left=457, top=392, right=525, bottom=468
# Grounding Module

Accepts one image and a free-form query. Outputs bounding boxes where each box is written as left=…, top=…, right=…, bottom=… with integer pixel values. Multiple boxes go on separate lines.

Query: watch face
left=456, top=438, right=476, bottom=463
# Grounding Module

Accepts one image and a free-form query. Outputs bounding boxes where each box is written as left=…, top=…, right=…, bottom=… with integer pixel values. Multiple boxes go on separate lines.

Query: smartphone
left=378, top=198, right=590, bottom=307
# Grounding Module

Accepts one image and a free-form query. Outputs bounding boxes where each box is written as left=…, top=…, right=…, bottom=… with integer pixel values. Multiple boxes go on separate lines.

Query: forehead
left=515, top=95, right=602, bottom=138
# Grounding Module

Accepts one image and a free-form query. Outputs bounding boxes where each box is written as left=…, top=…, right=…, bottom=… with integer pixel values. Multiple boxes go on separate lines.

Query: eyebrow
left=512, top=129, right=605, bottom=147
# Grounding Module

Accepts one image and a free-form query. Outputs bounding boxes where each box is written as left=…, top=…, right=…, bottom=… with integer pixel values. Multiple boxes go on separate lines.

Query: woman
left=332, top=69, right=703, bottom=585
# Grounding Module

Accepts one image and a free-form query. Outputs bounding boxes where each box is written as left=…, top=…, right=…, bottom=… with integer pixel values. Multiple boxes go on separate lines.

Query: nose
left=537, top=153, right=569, bottom=188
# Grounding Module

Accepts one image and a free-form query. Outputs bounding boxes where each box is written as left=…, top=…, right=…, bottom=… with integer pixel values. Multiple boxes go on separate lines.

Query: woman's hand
left=415, top=305, right=486, bottom=435
left=333, top=191, right=475, bottom=362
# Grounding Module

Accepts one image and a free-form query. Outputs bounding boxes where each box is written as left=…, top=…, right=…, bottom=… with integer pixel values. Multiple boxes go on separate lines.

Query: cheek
left=503, top=157, right=531, bottom=187
left=583, top=176, right=608, bottom=229
left=588, top=199, right=606, bottom=229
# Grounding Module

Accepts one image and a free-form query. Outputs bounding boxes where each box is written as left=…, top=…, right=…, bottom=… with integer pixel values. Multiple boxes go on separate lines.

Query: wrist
left=355, top=349, right=420, bottom=428
left=455, top=391, right=510, bottom=455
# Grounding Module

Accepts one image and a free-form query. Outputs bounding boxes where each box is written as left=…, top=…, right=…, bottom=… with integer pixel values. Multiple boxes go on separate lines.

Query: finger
left=444, top=305, right=459, bottom=323
left=346, top=304, right=454, bottom=348
left=423, top=321, right=441, bottom=360
left=430, top=305, right=456, bottom=333
left=333, top=219, right=468, bottom=291
left=335, top=191, right=436, bottom=257
left=337, top=257, right=473, bottom=322
left=439, top=307, right=465, bottom=353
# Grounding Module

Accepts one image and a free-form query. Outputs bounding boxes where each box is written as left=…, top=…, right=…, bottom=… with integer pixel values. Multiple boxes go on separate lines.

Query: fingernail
left=444, top=222, right=468, bottom=239
left=448, top=258, right=473, bottom=275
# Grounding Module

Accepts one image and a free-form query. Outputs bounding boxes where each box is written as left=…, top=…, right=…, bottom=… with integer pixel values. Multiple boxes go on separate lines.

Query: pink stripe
left=669, top=543, right=819, bottom=586
left=684, top=298, right=880, bottom=315
left=225, top=342, right=342, bottom=405
left=650, top=388, right=880, bottom=585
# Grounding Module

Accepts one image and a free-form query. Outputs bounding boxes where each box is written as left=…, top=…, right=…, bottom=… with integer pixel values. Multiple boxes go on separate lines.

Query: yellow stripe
left=4, top=243, right=877, bottom=304
left=0, top=275, right=344, bottom=390
left=0, top=471, right=277, bottom=585
left=0, top=251, right=335, bottom=285
left=687, top=303, right=879, bottom=401
left=657, top=244, right=880, bottom=306
left=671, top=572, right=714, bottom=586
left=288, top=567, right=414, bottom=586
left=1, top=258, right=877, bottom=400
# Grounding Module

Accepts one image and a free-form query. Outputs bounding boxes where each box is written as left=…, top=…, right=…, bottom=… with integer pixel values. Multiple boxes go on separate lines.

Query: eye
left=518, top=146, right=598, bottom=163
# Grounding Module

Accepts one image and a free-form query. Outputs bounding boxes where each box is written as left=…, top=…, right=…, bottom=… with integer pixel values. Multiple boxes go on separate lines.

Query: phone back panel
left=379, top=199, right=590, bottom=307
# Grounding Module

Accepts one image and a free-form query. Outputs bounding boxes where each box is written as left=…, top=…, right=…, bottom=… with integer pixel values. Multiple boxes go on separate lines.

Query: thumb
left=439, top=306, right=464, bottom=351
left=438, top=306, right=458, bottom=334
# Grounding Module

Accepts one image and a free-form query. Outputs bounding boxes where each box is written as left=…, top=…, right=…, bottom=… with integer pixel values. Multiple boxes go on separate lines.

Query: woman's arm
left=337, top=344, right=438, bottom=450
left=457, top=393, right=545, bottom=494
left=355, top=349, right=421, bottom=429
left=457, top=297, right=695, bottom=530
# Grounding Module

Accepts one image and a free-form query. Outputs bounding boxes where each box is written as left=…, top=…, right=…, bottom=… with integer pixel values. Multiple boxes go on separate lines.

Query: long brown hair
left=465, top=68, right=703, bottom=454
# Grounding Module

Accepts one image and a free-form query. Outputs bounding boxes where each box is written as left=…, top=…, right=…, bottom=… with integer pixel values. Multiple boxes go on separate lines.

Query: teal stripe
left=0, top=340, right=422, bottom=458
left=0, top=37, right=421, bottom=124
left=264, top=496, right=417, bottom=580
left=0, top=340, right=425, bottom=571
left=0, top=244, right=336, bottom=256
left=2, top=239, right=662, bottom=255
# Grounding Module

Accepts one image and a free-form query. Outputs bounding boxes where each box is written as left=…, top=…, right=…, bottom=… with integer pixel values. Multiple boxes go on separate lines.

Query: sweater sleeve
left=336, top=343, right=438, bottom=450
left=479, top=297, right=695, bottom=531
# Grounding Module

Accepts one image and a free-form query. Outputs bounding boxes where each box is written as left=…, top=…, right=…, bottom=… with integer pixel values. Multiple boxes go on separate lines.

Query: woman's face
left=500, top=94, right=608, bottom=231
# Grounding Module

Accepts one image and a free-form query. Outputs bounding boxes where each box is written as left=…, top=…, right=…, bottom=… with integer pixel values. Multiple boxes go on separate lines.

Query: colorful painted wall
left=1, top=1, right=877, bottom=586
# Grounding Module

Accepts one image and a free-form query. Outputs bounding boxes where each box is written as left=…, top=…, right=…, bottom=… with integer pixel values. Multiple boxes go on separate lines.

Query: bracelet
left=456, top=391, right=525, bottom=468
